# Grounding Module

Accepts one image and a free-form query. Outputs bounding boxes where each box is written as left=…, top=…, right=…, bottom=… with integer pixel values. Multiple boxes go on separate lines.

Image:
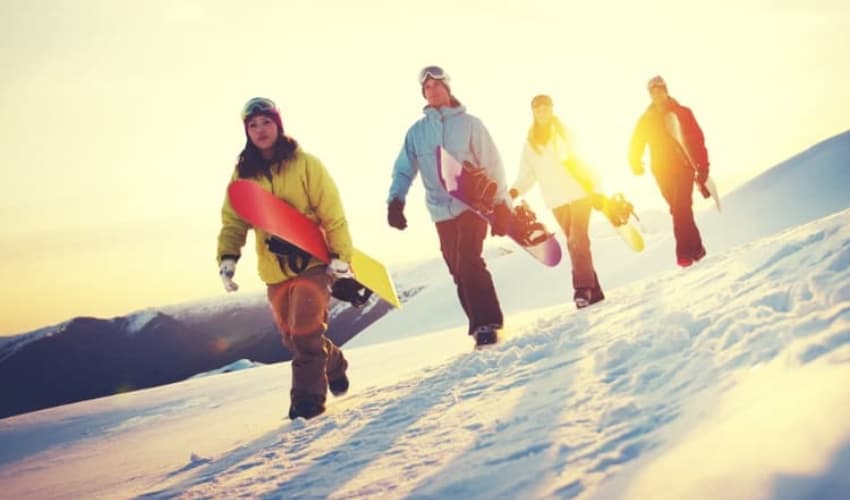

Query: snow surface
left=1, top=204, right=848, bottom=499
left=189, top=359, right=266, bottom=379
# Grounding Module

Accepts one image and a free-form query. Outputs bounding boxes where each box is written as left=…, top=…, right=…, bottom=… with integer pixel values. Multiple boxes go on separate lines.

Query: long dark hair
left=236, top=135, right=299, bottom=179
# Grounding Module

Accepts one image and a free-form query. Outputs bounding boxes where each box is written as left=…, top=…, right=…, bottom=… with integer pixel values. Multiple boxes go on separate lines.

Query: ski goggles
left=241, top=97, right=279, bottom=121
left=418, top=65, right=449, bottom=85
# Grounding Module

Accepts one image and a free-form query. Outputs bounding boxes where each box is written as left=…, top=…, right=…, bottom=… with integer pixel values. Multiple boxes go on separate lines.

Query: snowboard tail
left=596, top=192, right=645, bottom=252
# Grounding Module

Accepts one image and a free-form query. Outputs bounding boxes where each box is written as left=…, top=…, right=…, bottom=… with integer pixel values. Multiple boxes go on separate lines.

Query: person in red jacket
left=629, top=75, right=708, bottom=267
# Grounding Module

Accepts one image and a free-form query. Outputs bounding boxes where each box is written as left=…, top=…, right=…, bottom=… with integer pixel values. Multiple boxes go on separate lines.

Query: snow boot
left=678, top=247, right=706, bottom=268
left=473, top=324, right=500, bottom=347
left=288, top=400, right=326, bottom=420
left=573, top=271, right=605, bottom=309
left=329, top=374, right=350, bottom=397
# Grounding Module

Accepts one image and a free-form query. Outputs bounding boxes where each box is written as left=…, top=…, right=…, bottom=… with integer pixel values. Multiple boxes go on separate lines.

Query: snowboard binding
left=602, top=193, right=637, bottom=227
left=266, top=236, right=312, bottom=273
left=512, top=200, right=550, bottom=246
left=458, top=161, right=497, bottom=212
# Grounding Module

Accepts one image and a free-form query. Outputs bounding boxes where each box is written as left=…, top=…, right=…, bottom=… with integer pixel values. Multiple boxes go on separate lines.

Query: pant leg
left=436, top=211, right=503, bottom=334
left=267, top=266, right=346, bottom=406
left=553, top=198, right=597, bottom=290
left=654, top=167, right=704, bottom=259
left=324, top=336, right=347, bottom=382
left=437, top=216, right=471, bottom=325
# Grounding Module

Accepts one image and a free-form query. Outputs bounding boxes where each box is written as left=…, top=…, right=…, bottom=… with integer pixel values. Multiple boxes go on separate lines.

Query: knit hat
left=647, top=75, right=667, bottom=91
left=531, top=94, right=553, bottom=107
left=241, top=97, right=284, bottom=136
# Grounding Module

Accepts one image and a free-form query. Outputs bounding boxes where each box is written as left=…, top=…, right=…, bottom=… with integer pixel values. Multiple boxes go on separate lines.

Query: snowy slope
left=1, top=207, right=848, bottom=500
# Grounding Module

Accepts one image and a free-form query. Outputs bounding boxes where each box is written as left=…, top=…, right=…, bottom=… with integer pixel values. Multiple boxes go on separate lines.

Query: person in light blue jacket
left=387, top=65, right=512, bottom=347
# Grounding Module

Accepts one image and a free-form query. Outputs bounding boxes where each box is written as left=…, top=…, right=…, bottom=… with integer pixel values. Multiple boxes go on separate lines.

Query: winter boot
left=329, top=374, right=350, bottom=397
left=589, top=272, right=605, bottom=305
left=590, top=287, right=605, bottom=304
left=288, top=400, right=326, bottom=420
left=573, top=271, right=605, bottom=309
left=574, top=288, right=592, bottom=309
left=473, top=324, right=500, bottom=347
left=678, top=246, right=706, bottom=267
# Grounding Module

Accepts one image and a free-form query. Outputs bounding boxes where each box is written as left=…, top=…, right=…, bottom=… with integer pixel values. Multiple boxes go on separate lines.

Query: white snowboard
left=665, top=113, right=722, bottom=213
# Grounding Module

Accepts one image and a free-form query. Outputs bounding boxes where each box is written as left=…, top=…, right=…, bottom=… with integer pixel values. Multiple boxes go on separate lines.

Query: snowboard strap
left=602, top=193, right=636, bottom=227
left=513, top=201, right=550, bottom=246
left=458, top=161, right=497, bottom=212
left=266, top=236, right=312, bottom=274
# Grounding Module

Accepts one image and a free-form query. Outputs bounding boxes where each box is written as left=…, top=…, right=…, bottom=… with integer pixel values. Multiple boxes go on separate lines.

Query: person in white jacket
left=509, top=94, right=604, bottom=308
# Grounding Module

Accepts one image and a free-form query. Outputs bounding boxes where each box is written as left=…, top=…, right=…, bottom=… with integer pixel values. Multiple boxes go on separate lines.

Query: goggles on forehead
left=241, top=97, right=278, bottom=121
left=418, top=65, right=449, bottom=85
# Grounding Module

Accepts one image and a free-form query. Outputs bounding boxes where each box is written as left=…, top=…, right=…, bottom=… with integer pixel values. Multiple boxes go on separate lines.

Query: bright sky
left=1, top=0, right=848, bottom=335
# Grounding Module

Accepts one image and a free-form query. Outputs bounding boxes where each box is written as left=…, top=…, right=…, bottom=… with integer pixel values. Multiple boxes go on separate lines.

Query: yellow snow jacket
left=217, top=148, right=353, bottom=285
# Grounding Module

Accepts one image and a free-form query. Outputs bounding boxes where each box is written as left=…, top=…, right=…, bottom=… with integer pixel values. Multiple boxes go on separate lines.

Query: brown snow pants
left=552, top=196, right=598, bottom=290
left=267, top=266, right=347, bottom=407
left=436, top=210, right=504, bottom=335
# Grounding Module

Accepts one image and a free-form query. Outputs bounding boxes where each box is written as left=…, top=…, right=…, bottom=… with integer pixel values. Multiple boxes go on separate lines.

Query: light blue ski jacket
left=388, top=103, right=508, bottom=223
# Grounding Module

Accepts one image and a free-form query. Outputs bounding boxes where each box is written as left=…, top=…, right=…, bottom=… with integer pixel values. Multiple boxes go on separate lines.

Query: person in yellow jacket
left=217, top=97, right=352, bottom=420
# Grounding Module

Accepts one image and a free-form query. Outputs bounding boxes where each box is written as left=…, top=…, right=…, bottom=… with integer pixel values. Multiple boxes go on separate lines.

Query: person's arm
left=470, top=118, right=508, bottom=203
left=217, top=170, right=250, bottom=263
left=561, top=130, right=601, bottom=193
left=510, top=143, right=538, bottom=198
left=216, top=170, right=250, bottom=292
left=387, top=130, right=419, bottom=205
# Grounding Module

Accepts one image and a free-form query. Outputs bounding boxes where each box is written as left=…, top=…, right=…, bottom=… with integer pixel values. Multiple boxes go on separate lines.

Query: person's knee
left=456, top=253, right=486, bottom=274
left=568, top=230, right=590, bottom=250
left=290, top=330, right=326, bottom=356
left=289, top=281, right=328, bottom=336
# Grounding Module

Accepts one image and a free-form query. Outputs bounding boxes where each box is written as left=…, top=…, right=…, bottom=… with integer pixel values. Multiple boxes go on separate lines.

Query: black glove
left=331, top=278, right=373, bottom=307
left=491, top=203, right=512, bottom=237
left=695, top=168, right=709, bottom=186
left=387, top=198, right=407, bottom=230
left=695, top=168, right=710, bottom=198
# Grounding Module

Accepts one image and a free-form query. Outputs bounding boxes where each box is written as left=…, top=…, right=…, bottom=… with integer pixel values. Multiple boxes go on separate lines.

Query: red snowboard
left=227, top=180, right=401, bottom=308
